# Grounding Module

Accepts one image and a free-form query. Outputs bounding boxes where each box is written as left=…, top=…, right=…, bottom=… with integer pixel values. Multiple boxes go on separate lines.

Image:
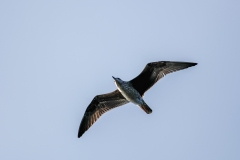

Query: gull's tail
left=139, top=102, right=152, bottom=114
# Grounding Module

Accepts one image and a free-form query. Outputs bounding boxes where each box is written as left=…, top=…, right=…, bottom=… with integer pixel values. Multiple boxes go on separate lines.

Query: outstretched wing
left=130, top=61, right=197, bottom=96
left=78, top=90, right=128, bottom=138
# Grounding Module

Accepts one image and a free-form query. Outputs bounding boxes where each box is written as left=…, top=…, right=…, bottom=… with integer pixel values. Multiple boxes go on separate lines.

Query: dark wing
left=78, top=90, right=128, bottom=138
left=130, top=61, right=197, bottom=96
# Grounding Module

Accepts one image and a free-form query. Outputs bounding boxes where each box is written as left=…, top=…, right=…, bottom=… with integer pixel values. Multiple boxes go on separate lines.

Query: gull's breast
left=116, top=83, right=143, bottom=105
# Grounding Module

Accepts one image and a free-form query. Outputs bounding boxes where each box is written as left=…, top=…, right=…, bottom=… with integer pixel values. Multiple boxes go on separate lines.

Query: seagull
left=78, top=61, right=197, bottom=138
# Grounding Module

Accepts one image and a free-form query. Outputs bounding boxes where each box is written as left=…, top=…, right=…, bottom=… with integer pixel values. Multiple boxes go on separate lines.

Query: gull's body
left=78, top=61, right=197, bottom=138
left=113, top=77, right=152, bottom=114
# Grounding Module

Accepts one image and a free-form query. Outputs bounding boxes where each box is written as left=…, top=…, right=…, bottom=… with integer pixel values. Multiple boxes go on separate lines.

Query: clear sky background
left=1, top=0, right=240, bottom=160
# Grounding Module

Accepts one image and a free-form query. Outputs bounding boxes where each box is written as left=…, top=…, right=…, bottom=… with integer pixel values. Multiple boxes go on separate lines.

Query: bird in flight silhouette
left=78, top=61, right=197, bottom=138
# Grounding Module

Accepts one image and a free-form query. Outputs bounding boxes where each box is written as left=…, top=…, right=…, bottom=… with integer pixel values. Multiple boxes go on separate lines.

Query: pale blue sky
left=1, top=0, right=240, bottom=160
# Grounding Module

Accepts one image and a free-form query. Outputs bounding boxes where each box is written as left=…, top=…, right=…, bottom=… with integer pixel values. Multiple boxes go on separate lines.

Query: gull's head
left=112, top=76, right=124, bottom=85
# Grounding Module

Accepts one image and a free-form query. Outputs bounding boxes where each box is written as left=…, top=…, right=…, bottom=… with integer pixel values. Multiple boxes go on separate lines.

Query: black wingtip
left=78, top=123, right=86, bottom=138
left=78, top=130, right=84, bottom=138
left=78, top=132, right=81, bottom=138
left=78, top=119, right=85, bottom=138
left=185, top=62, right=197, bottom=67
left=191, top=62, right=198, bottom=66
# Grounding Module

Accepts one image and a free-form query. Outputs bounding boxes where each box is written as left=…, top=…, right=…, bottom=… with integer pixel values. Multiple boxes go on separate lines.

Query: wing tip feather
left=189, top=62, right=197, bottom=66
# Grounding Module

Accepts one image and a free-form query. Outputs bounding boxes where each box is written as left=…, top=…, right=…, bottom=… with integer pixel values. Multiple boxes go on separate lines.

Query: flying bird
left=78, top=61, right=197, bottom=138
